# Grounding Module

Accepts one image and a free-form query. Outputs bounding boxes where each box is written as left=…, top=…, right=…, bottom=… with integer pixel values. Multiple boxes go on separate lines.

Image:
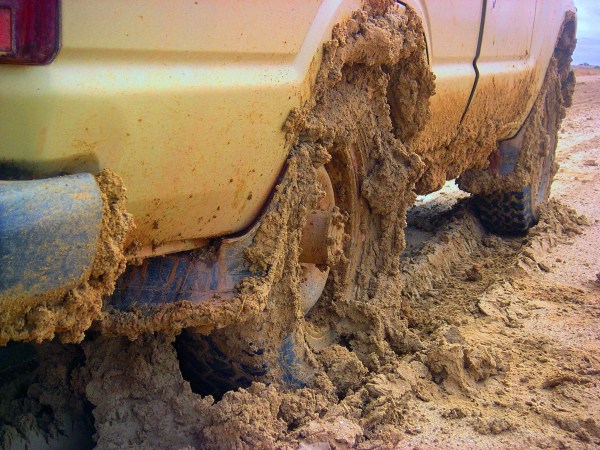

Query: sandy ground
left=551, top=71, right=600, bottom=289
left=0, top=60, right=598, bottom=450
left=392, top=69, right=600, bottom=448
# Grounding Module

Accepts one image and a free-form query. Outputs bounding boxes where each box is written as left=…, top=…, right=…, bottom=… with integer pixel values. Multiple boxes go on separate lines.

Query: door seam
left=459, top=0, right=488, bottom=125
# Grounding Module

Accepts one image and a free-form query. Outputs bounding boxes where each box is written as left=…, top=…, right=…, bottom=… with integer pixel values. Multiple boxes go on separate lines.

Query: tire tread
left=475, top=187, right=537, bottom=234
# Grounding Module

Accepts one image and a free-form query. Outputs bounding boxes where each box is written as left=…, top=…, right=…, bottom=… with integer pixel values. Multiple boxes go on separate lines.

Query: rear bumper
left=0, top=173, right=103, bottom=303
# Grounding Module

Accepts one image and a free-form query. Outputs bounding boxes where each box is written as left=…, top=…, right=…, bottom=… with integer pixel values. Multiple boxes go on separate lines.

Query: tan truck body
left=0, top=0, right=575, bottom=257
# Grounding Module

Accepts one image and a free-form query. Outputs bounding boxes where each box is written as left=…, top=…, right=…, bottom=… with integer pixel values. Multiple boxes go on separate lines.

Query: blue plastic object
left=0, top=173, right=103, bottom=302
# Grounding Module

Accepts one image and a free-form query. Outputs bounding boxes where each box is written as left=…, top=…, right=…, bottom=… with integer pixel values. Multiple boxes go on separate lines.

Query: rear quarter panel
left=401, top=0, right=482, bottom=156
left=0, top=0, right=360, bottom=255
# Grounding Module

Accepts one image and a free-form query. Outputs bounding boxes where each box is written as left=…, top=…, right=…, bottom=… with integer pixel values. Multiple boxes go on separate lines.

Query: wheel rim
left=299, top=166, right=335, bottom=313
left=299, top=142, right=365, bottom=314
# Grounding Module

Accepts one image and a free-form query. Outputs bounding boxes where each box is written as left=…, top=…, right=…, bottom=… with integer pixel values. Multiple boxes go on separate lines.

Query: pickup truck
left=0, top=0, right=576, bottom=386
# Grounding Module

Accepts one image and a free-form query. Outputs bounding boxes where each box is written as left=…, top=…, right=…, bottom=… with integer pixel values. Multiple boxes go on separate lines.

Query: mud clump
left=80, top=334, right=212, bottom=449
left=318, top=345, right=368, bottom=396
left=472, top=417, right=516, bottom=435
left=278, top=0, right=434, bottom=379
left=0, top=170, right=133, bottom=346
left=424, top=326, right=505, bottom=392
left=534, top=198, right=589, bottom=237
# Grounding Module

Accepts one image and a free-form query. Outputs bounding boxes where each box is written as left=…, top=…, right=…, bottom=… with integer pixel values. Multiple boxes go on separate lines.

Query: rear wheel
left=474, top=130, right=556, bottom=234
left=176, top=157, right=362, bottom=395
left=176, top=3, right=432, bottom=394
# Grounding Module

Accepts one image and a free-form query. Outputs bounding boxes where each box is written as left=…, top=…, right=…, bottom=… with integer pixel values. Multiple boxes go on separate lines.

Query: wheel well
left=554, top=11, right=577, bottom=108
left=555, top=12, right=577, bottom=80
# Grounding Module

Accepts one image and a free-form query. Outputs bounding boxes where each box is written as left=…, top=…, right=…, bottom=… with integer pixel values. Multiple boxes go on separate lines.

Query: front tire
left=474, top=56, right=571, bottom=234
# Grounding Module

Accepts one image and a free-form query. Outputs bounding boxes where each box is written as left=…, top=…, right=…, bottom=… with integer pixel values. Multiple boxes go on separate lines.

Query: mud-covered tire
left=475, top=189, right=538, bottom=233
left=174, top=334, right=258, bottom=398
left=176, top=4, right=433, bottom=393
left=175, top=158, right=355, bottom=395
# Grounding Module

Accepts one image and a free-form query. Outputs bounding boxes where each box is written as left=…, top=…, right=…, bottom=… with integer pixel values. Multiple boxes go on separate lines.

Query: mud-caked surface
left=2, top=189, right=597, bottom=449
left=458, top=56, right=565, bottom=197
left=97, top=0, right=435, bottom=373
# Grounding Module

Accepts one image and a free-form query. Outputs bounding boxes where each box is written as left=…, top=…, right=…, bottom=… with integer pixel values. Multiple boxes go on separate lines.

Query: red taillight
left=0, top=7, right=11, bottom=52
left=0, top=0, right=60, bottom=65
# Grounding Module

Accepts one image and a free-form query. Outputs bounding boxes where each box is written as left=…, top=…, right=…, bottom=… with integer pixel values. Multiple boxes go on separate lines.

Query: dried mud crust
left=0, top=170, right=133, bottom=346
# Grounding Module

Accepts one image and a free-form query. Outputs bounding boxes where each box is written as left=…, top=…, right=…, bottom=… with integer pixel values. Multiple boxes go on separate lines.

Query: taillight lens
left=0, top=0, right=60, bottom=65
left=0, top=7, right=11, bottom=52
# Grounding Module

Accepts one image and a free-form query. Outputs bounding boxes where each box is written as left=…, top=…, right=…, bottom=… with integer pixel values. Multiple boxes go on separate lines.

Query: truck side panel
left=467, top=0, right=576, bottom=141
left=402, top=0, right=482, bottom=156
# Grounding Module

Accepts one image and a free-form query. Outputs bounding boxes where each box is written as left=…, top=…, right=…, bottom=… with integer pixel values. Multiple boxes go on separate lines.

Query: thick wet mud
left=1, top=192, right=596, bottom=449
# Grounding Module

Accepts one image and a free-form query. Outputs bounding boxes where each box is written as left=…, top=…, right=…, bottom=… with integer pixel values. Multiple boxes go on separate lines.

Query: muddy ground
left=1, top=45, right=599, bottom=450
